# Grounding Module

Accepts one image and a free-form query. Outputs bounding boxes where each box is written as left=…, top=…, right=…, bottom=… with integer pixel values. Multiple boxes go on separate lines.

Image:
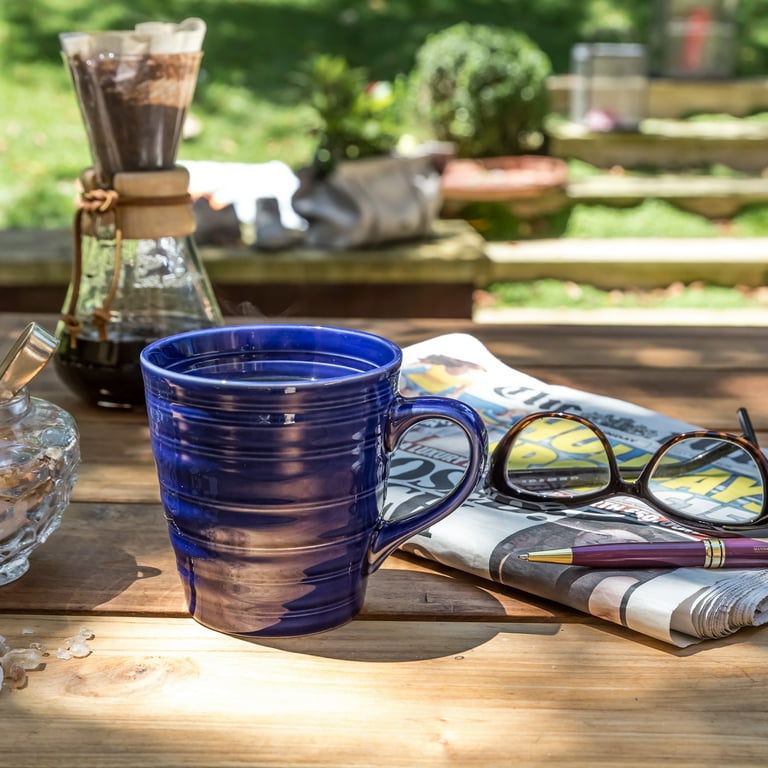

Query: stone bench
left=0, top=220, right=487, bottom=319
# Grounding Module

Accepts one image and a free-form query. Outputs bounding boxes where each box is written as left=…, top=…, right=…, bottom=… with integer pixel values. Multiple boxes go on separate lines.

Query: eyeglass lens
left=649, top=437, right=764, bottom=526
left=499, top=416, right=765, bottom=527
left=502, top=417, right=611, bottom=497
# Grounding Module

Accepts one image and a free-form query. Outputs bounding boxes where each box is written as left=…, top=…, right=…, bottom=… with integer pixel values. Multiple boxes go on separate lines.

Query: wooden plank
left=214, top=281, right=476, bottom=319
left=0, top=221, right=485, bottom=317
left=38, top=361, right=768, bottom=436
left=28, top=385, right=768, bottom=506
left=0, top=503, right=566, bottom=623
left=1, top=614, right=767, bottom=768
left=60, top=364, right=768, bottom=462
left=5, top=315, right=765, bottom=503
left=8, top=315, right=768, bottom=375
left=73, top=465, right=159, bottom=504
left=569, top=174, right=768, bottom=204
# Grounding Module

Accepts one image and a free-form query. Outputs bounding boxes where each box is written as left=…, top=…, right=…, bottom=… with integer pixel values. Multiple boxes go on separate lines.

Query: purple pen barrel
left=522, top=538, right=768, bottom=569
left=579, top=541, right=722, bottom=568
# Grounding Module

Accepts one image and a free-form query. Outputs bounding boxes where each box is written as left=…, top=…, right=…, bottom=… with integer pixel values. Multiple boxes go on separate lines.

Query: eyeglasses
left=488, top=408, right=768, bottom=532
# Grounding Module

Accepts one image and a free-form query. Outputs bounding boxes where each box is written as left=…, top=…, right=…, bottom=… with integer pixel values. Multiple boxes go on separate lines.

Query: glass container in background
left=650, top=0, right=739, bottom=79
left=570, top=43, right=648, bottom=132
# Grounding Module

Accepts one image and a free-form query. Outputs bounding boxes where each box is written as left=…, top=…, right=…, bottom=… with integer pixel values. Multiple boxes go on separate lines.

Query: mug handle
left=367, top=395, right=488, bottom=572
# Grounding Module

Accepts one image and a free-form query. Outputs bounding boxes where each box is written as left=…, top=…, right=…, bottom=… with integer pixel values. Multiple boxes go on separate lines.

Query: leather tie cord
left=62, top=188, right=191, bottom=346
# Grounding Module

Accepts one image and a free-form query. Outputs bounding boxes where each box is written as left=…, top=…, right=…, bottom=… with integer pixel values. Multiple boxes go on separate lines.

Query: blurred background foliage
left=4, top=1, right=768, bottom=83
left=2, top=1, right=768, bottom=229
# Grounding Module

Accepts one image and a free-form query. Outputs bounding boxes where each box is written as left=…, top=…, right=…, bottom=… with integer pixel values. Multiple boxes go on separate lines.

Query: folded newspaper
left=389, top=333, right=768, bottom=647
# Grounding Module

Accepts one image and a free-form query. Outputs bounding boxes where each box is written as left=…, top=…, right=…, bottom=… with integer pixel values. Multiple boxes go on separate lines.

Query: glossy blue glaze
left=140, top=324, right=486, bottom=638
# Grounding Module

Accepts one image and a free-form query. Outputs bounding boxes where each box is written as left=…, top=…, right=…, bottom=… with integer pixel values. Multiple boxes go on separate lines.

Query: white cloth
left=181, top=159, right=306, bottom=231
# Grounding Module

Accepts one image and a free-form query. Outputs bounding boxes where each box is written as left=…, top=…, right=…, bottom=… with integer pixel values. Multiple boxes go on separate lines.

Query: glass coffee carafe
left=55, top=18, right=222, bottom=408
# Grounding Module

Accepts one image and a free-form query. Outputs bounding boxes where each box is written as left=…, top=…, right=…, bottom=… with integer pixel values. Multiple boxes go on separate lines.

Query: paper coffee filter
left=60, top=17, right=205, bottom=57
left=60, top=18, right=207, bottom=182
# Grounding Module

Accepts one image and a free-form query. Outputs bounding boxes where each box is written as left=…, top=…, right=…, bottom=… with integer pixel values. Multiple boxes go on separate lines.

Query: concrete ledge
left=485, top=238, right=768, bottom=288
left=474, top=306, right=768, bottom=326
left=567, top=175, right=768, bottom=218
left=447, top=174, right=768, bottom=221
left=0, top=220, right=487, bottom=318
left=549, top=121, right=768, bottom=173
left=203, top=220, right=485, bottom=286
left=0, top=219, right=484, bottom=285
left=2, top=225, right=765, bottom=314
left=548, top=75, right=768, bottom=120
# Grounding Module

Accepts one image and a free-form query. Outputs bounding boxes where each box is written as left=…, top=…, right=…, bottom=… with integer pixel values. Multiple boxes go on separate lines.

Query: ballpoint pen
left=519, top=537, right=768, bottom=569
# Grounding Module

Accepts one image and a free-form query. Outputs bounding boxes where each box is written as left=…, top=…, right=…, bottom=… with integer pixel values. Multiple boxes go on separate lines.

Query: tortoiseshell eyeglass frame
left=488, top=408, right=768, bottom=532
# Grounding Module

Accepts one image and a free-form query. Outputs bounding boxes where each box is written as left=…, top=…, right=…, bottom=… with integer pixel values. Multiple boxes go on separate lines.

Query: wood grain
left=1, top=614, right=767, bottom=768
left=8, top=315, right=768, bottom=371
left=0, top=503, right=568, bottom=623
left=4, top=312, right=768, bottom=768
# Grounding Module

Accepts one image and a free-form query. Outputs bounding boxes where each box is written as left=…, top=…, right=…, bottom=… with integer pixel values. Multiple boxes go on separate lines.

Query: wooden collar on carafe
left=78, top=166, right=196, bottom=239
left=64, top=167, right=196, bottom=345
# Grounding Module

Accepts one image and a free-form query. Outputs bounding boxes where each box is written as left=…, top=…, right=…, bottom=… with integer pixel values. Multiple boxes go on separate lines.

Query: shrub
left=292, top=54, right=404, bottom=171
left=410, top=22, right=552, bottom=158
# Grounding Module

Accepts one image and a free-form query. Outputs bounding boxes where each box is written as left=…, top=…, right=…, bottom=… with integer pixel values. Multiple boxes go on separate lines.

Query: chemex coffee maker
left=56, top=18, right=222, bottom=409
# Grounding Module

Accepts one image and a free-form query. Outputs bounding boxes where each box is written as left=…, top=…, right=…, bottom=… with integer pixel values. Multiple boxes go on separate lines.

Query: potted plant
left=410, top=23, right=569, bottom=238
left=292, top=53, right=402, bottom=171
left=290, top=54, right=443, bottom=249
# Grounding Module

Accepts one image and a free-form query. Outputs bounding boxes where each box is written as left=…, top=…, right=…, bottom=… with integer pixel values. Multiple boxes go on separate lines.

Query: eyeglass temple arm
left=637, top=407, right=759, bottom=479
left=632, top=407, right=761, bottom=480
left=738, top=407, right=759, bottom=448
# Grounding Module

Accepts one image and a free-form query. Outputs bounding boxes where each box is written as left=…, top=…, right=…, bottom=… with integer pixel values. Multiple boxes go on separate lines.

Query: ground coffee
left=66, top=52, right=202, bottom=186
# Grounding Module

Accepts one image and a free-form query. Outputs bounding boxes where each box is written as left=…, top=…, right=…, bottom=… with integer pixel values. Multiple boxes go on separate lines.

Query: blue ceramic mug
left=140, top=324, right=487, bottom=637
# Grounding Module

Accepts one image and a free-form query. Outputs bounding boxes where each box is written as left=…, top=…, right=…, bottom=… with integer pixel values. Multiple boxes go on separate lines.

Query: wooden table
left=2, top=312, right=768, bottom=767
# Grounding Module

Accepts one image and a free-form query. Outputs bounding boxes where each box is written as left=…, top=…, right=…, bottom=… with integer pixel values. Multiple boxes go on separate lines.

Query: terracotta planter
left=441, top=155, right=568, bottom=202
left=440, top=155, right=571, bottom=240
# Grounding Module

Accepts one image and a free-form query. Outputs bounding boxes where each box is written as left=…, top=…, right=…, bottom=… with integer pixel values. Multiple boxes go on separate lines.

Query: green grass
left=564, top=199, right=722, bottom=239
left=453, top=193, right=768, bottom=242
left=3, top=1, right=768, bottom=232
left=0, top=64, right=89, bottom=227
left=0, top=61, right=319, bottom=227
